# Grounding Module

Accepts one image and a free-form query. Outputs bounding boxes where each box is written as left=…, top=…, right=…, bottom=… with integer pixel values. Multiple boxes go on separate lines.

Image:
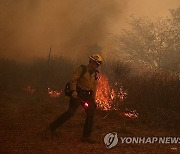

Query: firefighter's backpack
left=64, top=65, right=86, bottom=96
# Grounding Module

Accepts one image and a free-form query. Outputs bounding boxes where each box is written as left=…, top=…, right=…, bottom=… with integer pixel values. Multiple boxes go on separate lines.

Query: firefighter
left=48, top=54, right=103, bottom=143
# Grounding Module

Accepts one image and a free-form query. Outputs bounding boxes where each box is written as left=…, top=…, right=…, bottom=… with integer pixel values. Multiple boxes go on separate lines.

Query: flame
left=48, top=88, right=62, bottom=97
left=120, top=109, right=139, bottom=119
left=23, top=85, right=36, bottom=94
left=95, top=74, right=128, bottom=110
left=96, top=74, right=113, bottom=110
left=118, top=86, right=128, bottom=102
left=95, top=74, right=137, bottom=118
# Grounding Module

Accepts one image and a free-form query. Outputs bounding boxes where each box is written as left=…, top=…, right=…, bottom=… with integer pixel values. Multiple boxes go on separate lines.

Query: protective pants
left=49, top=96, right=95, bottom=137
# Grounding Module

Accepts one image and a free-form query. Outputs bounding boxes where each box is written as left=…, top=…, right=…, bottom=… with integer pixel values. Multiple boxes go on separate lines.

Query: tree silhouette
left=114, top=6, right=180, bottom=73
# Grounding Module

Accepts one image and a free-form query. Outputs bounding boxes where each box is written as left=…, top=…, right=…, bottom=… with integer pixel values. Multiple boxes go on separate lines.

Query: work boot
left=81, top=136, right=97, bottom=144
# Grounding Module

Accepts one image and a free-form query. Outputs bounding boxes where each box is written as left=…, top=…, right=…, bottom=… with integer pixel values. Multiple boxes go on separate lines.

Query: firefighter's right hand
left=72, top=91, right=78, bottom=99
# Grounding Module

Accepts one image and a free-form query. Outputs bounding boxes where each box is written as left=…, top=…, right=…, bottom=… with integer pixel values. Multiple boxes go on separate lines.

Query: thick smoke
left=0, top=0, right=128, bottom=61
left=127, top=0, right=179, bottom=18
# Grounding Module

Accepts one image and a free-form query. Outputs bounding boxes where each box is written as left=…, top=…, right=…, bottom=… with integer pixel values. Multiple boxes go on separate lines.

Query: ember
left=121, top=109, right=139, bottom=119
left=23, top=85, right=36, bottom=94
left=48, top=88, right=62, bottom=97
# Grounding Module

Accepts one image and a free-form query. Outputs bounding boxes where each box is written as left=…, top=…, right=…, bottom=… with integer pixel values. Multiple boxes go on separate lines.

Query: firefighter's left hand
left=72, top=91, right=78, bottom=99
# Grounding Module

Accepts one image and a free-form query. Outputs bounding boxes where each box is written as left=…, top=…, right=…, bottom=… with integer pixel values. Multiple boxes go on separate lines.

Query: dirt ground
left=0, top=92, right=179, bottom=154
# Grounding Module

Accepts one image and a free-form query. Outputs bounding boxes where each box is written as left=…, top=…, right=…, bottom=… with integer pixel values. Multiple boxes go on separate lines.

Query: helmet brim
left=89, top=57, right=102, bottom=65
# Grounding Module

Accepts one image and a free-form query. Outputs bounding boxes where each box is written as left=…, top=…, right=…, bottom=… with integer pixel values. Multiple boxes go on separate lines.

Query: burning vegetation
left=1, top=57, right=179, bottom=123
left=48, top=88, right=62, bottom=98
left=22, top=72, right=128, bottom=111
left=23, top=85, right=36, bottom=94
left=96, top=73, right=128, bottom=110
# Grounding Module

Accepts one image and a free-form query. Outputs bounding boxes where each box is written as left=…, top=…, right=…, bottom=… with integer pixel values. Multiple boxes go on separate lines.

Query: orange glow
left=96, top=74, right=127, bottom=110
left=48, top=88, right=62, bottom=97
left=120, top=109, right=139, bottom=118
left=96, top=74, right=113, bottom=110
left=23, top=85, right=36, bottom=94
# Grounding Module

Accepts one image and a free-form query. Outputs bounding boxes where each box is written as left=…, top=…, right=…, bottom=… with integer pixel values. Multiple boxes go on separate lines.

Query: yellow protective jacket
left=69, top=65, right=98, bottom=99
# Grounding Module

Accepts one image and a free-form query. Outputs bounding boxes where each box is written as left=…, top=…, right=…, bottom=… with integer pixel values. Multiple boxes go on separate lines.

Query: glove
left=72, top=91, right=78, bottom=99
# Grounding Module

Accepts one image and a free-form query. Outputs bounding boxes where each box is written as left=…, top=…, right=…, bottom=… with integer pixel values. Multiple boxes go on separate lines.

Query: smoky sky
left=0, top=0, right=179, bottom=61
left=0, top=0, right=128, bottom=61
left=128, top=0, right=179, bottom=17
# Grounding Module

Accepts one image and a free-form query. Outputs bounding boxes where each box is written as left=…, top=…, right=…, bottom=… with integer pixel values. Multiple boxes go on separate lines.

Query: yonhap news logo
left=104, top=132, right=180, bottom=149
left=104, top=132, right=118, bottom=149
left=119, top=137, right=180, bottom=144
